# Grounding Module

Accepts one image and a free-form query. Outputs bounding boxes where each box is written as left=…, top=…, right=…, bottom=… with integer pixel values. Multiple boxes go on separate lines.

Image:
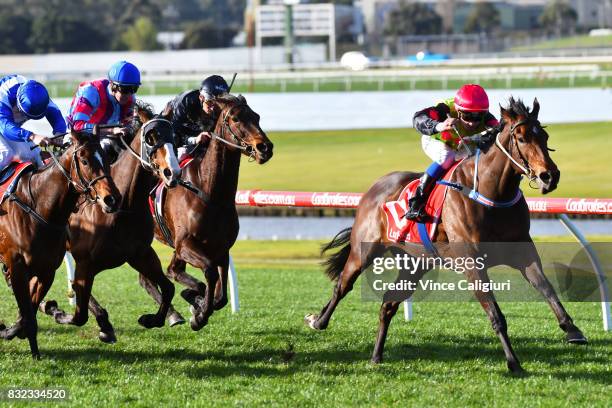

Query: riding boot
left=404, top=173, right=437, bottom=221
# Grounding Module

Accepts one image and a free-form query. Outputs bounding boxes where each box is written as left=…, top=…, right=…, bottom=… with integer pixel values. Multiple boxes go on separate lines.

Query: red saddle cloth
left=382, top=160, right=463, bottom=244
left=0, top=161, right=35, bottom=203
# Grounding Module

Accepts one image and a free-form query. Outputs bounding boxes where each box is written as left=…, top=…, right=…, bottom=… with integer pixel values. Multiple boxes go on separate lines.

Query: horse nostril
left=163, top=168, right=172, bottom=178
left=103, top=195, right=116, bottom=208
left=539, top=171, right=552, bottom=184
left=256, top=143, right=267, bottom=152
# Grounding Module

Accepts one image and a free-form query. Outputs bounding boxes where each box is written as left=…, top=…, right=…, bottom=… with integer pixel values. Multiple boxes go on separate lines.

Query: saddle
left=382, top=160, right=464, bottom=250
left=0, top=161, right=35, bottom=205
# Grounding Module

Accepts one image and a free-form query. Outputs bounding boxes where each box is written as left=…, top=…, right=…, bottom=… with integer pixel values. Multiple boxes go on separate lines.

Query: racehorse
left=136, top=94, right=273, bottom=331
left=0, top=131, right=120, bottom=358
left=305, top=98, right=586, bottom=373
left=39, top=102, right=181, bottom=343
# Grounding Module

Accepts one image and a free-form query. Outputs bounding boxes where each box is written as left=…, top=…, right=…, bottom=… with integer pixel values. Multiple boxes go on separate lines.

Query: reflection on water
left=238, top=217, right=611, bottom=240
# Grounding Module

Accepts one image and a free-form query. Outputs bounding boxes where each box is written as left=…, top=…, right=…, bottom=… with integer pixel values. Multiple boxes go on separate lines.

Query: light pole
left=284, top=0, right=300, bottom=67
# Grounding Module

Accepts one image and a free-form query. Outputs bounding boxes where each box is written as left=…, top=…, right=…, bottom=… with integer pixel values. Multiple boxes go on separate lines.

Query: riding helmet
left=200, top=75, right=229, bottom=100
left=16, top=80, right=50, bottom=120
left=454, top=84, right=489, bottom=112
left=108, top=60, right=141, bottom=86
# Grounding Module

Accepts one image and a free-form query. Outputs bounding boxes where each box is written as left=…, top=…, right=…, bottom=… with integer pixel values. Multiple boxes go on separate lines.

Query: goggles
left=458, top=110, right=485, bottom=122
left=112, top=83, right=139, bottom=94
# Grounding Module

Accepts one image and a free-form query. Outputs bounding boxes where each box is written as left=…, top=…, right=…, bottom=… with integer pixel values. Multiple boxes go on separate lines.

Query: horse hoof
left=32, top=353, right=42, bottom=361
left=304, top=314, right=322, bottom=331
left=0, top=323, right=5, bottom=331
left=213, top=298, right=228, bottom=311
left=168, top=312, right=186, bottom=327
left=181, top=289, right=200, bottom=305
left=99, top=331, right=117, bottom=344
left=189, top=316, right=203, bottom=332
left=567, top=331, right=588, bottom=345
left=39, top=300, right=59, bottom=315
left=137, top=314, right=164, bottom=329
left=370, top=356, right=382, bottom=365
left=507, top=361, right=525, bottom=375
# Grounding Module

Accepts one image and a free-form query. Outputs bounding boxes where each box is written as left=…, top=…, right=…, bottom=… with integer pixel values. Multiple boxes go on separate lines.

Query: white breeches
left=421, top=135, right=467, bottom=169
left=0, top=135, right=43, bottom=170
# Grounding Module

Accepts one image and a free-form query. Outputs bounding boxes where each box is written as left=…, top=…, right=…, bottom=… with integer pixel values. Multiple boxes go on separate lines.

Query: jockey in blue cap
left=67, top=60, right=141, bottom=161
left=0, top=75, right=67, bottom=170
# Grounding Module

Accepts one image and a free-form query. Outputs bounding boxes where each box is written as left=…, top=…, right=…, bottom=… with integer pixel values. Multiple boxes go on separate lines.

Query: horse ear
left=71, top=130, right=86, bottom=145
left=531, top=98, right=540, bottom=119
left=238, top=94, right=246, bottom=103
left=500, top=104, right=513, bottom=122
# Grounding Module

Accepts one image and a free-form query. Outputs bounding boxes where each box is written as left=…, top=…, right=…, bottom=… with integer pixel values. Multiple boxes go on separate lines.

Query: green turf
left=0, top=240, right=610, bottom=407
left=238, top=122, right=612, bottom=198
left=511, top=35, right=612, bottom=51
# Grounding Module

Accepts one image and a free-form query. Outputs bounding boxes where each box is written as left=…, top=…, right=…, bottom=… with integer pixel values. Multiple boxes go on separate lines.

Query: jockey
left=67, top=60, right=140, bottom=161
left=0, top=75, right=66, bottom=170
left=162, top=75, right=229, bottom=160
left=405, top=84, right=499, bottom=221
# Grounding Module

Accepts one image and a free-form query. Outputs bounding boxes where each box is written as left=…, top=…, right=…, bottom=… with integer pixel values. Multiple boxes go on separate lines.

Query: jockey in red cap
left=405, top=84, right=500, bottom=221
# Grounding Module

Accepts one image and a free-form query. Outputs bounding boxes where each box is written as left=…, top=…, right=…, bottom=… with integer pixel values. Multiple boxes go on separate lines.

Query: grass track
left=0, top=241, right=610, bottom=407
left=238, top=122, right=612, bottom=197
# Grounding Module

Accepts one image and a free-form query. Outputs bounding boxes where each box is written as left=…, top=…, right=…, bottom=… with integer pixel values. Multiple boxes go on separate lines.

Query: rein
left=205, top=102, right=257, bottom=162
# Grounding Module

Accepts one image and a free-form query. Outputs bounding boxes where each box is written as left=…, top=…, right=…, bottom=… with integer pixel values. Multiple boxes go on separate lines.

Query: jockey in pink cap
left=405, top=84, right=500, bottom=221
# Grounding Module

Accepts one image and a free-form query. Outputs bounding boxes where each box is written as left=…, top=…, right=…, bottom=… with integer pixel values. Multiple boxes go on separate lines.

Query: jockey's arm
left=413, top=103, right=452, bottom=136
left=45, top=100, right=67, bottom=135
left=0, top=103, right=32, bottom=142
left=69, top=84, right=101, bottom=132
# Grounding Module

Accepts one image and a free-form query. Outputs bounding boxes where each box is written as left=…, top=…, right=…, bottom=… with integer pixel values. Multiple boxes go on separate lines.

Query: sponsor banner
left=310, top=192, right=362, bottom=208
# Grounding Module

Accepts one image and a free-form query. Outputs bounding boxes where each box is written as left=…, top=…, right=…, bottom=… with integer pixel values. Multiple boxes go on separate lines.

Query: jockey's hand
left=30, top=134, right=51, bottom=147
left=196, top=131, right=212, bottom=144
left=435, top=117, right=457, bottom=133
left=112, top=127, right=130, bottom=137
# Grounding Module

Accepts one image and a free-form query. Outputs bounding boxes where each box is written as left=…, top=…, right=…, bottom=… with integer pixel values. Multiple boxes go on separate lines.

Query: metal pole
left=228, top=255, right=240, bottom=313
left=284, top=2, right=295, bottom=66
left=558, top=214, right=611, bottom=331
left=403, top=297, right=413, bottom=321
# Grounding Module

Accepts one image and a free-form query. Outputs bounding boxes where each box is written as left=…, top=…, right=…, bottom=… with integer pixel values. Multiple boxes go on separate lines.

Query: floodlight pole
left=284, top=0, right=297, bottom=67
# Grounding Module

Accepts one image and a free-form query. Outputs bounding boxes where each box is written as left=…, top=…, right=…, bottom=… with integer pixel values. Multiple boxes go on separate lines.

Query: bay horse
left=305, top=98, right=586, bottom=373
left=0, top=131, right=120, bottom=358
left=39, top=102, right=182, bottom=343
left=134, top=94, right=273, bottom=331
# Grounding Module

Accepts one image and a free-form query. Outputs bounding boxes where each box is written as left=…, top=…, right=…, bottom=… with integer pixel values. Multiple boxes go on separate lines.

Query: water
left=237, top=217, right=611, bottom=240
left=23, top=88, right=612, bottom=135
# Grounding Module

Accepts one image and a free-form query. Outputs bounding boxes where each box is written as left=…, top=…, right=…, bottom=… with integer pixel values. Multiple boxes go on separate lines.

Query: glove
left=464, top=128, right=499, bottom=149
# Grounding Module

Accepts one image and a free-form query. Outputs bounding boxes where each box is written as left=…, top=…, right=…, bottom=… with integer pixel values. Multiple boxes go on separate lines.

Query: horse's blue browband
left=437, top=149, right=523, bottom=208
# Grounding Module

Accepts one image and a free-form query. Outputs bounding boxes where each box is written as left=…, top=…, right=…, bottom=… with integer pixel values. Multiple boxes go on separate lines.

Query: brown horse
left=39, top=102, right=181, bottom=342
left=0, top=131, right=120, bottom=358
left=305, top=98, right=586, bottom=373
left=131, top=94, right=273, bottom=331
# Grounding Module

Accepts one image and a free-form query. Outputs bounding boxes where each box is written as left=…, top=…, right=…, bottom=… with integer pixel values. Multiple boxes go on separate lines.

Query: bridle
left=118, top=117, right=174, bottom=173
left=49, top=140, right=112, bottom=204
left=494, top=119, right=538, bottom=183
left=206, top=101, right=258, bottom=161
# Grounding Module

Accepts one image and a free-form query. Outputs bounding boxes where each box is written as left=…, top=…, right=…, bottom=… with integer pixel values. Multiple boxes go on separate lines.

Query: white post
left=228, top=255, right=240, bottom=313
left=558, top=214, right=611, bottom=331
left=64, top=251, right=76, bottom=306
left=403, top=297, right=413, bottom=321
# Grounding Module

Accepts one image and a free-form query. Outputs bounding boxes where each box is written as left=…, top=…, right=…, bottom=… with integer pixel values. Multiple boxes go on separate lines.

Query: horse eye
left=81, top=159, right=89, bottom=166
left=517, top=137, right=526, bottom=143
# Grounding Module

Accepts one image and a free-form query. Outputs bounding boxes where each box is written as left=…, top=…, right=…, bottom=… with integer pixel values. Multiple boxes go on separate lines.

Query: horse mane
left=214, top=93, right=246, bottom=105
left=503, top=97, right=533, bottom=119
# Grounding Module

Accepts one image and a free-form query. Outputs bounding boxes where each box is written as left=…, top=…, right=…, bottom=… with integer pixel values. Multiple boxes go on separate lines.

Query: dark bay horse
left=0, top=132, right=120, bottom=358
left=305, top=98, right=586, bottom=373
left=137, top=94, right=273, bottom=331
left=39, top=103, right=181, bottom=342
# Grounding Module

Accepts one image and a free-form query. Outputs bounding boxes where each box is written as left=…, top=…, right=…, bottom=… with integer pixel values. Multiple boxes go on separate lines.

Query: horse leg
left=0, top=260, right=39, bottom=359
left=191, top=264, right=219, bottom=331
left=371, top=301, right=402, bottom=364
left=88, top=294, right=117, bottom=344
left=467, top=268, right=523, bottom=374
left=137, top=272, right=185, bottom=327
left=305, top=249, right=361, bottom=331
left=514, top=242, right=586, bottom=344
left=166, top=251, right=206, bottom=307
left=213, top=252, right=229, bottom=310
left=127, top=246, right=175, bottom=329
left=53, top=264, right=94, bottom=327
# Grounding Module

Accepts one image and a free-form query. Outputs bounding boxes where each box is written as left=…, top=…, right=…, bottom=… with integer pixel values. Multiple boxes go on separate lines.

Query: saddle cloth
left=0, top=161, right=35, bottom=205
left=382, top=160, right=463, bottom=245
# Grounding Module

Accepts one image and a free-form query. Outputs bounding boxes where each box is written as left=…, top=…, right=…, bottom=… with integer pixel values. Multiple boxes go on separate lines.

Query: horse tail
left=321, top=227, right=352, bottom=281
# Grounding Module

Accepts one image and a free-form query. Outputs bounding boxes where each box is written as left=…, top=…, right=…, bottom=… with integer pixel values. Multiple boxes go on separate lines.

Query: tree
left=539, top=0, right=577, bottom=37
left=0, top=14, right=32, bottom=54
left=383, top=1, right=442, bottom=37
left=180, top=20, right=238, bottom=49
left=28, top=11, right=109, bottom=53
left=121, top=17, right=162, bottom=51
left=463, top=2, right=501, bottom=34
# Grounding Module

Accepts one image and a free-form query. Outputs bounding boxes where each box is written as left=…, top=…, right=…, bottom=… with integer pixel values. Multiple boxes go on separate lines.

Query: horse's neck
left=25, top=154, right=78, bottom=225
left=197, top=133, right=241, bottom=202
left=461, top=135, right=522, bottom=201
left=112, top=135, right=152, bottom=207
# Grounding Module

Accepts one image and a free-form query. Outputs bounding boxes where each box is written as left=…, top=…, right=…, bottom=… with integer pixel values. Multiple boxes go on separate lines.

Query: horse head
left=211, top=94, right=273, bottom=164
left=134, top=101, right=181, bottom=187
left=498, top=97, right=560, bottom=194
left=67, top=131, right=121, bottom=213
